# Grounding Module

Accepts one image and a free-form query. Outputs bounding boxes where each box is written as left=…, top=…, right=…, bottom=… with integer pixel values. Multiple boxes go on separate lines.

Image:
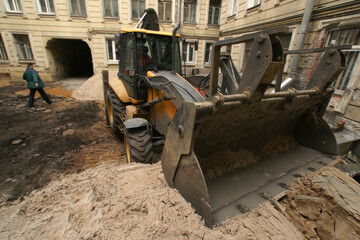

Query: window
left=104, top=0, right=118, bottom=18
left=326, top=28, right=360, bottom=91
left=0, top=35, right=8, bottom=60
left=278, top=34, right=292, bottom=51
left=208, top=0, right=220, bottom=25
left=107, top=39, right=118, bottom=61
left=124, top=36, right=134, bottom=70
left=5, top=0, right=22, bottom=12
left=227, top=0, right=237, bottom=16
left=37, top=0, right=55, bottom=14
left=158, top=0, right=171, bottom=21
left=247, top=0, right=260, bottom=9
left=132, top=0, right=145, bottom=19
left=70, top=0, right=86, bottom=16
left=204, top=42, right=212, bottom=64
left=137, top=34, right=180, bottom=74
left=119, top=34, right=135, bottom=97
left=13, top=34, right=34, bottom=60
left=182, top=41, right=195, bottom=63
left=184, top=0, right=196, bottom=23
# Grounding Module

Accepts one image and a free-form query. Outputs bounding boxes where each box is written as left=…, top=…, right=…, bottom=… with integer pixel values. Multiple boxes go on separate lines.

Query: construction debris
left=282, top=167, right=360, bottom=239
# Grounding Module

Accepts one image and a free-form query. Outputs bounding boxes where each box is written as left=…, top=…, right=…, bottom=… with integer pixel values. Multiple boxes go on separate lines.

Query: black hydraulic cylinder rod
left=172, top=23, right=180, bottom=74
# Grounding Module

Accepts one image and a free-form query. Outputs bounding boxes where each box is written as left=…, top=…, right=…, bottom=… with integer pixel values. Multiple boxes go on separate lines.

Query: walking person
left=22, top=63, right=52, bottom=108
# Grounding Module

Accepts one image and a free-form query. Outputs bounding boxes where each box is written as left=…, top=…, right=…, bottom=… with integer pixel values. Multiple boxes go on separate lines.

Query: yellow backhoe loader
left=103, top=9, right=345, bottom=227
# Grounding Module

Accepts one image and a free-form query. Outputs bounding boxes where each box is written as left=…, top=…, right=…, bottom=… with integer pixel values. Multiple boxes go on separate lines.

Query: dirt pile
left=0, top=163, right=304, bottom=240
left=72, top=72, right=117, bottom=101
left=282, top=167, right=360, bottom=239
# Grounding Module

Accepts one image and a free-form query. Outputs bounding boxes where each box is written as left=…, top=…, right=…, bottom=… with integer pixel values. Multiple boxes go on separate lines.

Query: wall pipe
left=289, top=0, right=316, bottom=88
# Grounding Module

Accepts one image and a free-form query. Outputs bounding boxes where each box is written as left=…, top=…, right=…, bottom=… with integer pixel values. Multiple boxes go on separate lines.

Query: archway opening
left=46, top=39, right=93, bottom=80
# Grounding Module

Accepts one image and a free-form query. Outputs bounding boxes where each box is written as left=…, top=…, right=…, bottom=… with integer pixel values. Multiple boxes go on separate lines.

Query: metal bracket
left=306, top=49, right=345, bottom=93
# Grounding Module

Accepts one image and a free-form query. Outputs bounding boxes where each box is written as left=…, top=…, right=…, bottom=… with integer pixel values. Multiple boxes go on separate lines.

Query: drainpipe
left=177, top=0, right=181, bottom=24
left=171, top=0, right=181, bottom=74
left=289, top=0, right=316, bottom=89
left=172, top=23, right=180, bottom=74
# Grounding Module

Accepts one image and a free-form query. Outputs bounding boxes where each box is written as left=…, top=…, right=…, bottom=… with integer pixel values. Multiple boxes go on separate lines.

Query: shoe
left=47, top=100, right=52, bottom=105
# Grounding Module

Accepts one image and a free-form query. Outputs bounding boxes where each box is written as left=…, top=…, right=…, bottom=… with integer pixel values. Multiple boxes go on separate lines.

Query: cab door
left=119, top=33, right=136, bottom=99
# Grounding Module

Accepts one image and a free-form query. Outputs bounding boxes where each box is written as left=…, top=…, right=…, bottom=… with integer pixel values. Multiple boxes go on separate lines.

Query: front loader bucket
left=160, top=37, right=346, bottom=226
left=161, top=30, right=345, bottom=227
left=161, top=92, right=338, bottom=227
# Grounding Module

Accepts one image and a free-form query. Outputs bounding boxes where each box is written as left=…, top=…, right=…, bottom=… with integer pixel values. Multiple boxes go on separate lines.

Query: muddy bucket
left=161, top=90, right=338, bottom=227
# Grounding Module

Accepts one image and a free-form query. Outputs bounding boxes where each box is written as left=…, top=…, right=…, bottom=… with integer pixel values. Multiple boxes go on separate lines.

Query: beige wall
left=0, top=0, right=220, bottom=80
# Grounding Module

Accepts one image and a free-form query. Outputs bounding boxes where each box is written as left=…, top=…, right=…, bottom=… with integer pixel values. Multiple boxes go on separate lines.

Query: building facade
left=0, top=0, right=221, bottom=81
left=219, top=0, right=360, bottom=134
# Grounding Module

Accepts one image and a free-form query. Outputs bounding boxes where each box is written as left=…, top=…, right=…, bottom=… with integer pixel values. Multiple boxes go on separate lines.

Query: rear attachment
left=161, top=30, right=345, bottom=227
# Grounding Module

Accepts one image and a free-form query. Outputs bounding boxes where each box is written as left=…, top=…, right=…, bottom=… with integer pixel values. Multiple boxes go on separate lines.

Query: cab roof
left=120, top=28, right=181, bottom=37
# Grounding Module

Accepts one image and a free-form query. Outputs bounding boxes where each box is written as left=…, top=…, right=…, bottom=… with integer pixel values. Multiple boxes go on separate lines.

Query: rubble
left=11, top=139, right=22, bottom=145
left=63, top=129, right=75, bottom=137
left=282, top=167, right=360, bottom=240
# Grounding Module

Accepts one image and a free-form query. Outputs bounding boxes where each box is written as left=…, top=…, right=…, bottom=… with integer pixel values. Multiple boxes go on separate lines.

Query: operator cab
left=115, top=29, right=182, bottom=100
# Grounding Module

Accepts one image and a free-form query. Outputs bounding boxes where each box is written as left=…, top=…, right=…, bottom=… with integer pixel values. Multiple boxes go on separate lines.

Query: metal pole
left=289, top=0, right=316, bottom=86
left=172, top=24, right=180, bottom=74
left=177, top=0, right=181, bottom=24
left=135, top=12, right=148, bottom=28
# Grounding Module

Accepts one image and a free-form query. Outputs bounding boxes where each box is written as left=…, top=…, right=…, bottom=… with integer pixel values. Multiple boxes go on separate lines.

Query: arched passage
left=46, top=39, right=94, bottom=80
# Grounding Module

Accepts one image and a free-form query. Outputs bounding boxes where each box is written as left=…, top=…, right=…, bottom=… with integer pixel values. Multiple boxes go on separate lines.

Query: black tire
left=106, top=88, right=125, bottom=135
left=125, top=127, right=154, bottom=164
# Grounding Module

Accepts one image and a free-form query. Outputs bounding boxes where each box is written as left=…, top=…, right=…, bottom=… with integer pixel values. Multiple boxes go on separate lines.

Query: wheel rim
left=107, top=99, right=113, bottom=124
left=125, top=137, right=131, bottom=163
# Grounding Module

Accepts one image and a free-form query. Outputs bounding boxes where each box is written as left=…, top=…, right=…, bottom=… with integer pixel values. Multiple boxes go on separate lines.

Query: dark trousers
left=27, top=88, right=52, bottom=107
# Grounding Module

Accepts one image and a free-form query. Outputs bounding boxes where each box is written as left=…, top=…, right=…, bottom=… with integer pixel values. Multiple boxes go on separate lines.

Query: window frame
left=5, top=0, right=22, bottom=13
left=325, top=28, right=360, bottom=95
left=37, top=0, right=55, bottom=14
left=106, top=38, right=119, bottom=63
left=182, top=41, right=196, bottom=64
left=0, top=33, right=9, bottom=61
left=69, top=0, right=87, bottom=17
left=158, top=0, right=172, bottom=22
left=246, top=0, right=261, bottom=10
left=183, top=0, right=197, bottom=24
left=204, top=42, right=213, bottom=65
left=103, top=0, right=119, bottom=18
left=131, top=0, right=145, bottom=20
left=208, top=4, right=220, bottom=25
left=12, top=33, right=34, bottom=61
left=227, top=0, right=238, bottom=17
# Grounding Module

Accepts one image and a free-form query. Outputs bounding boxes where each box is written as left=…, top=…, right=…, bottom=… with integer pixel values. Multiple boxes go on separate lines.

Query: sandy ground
left=0, top=163, right=305, bottom=240
left=72, top=72, right=117, bottom=101
left=1, top=162, right=359, bottom=240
